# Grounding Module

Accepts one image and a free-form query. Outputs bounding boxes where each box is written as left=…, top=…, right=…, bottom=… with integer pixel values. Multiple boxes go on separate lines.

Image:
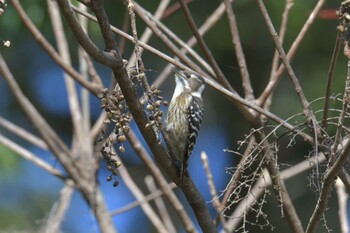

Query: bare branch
left=0, top=116, right=47, bottom=149
left=44, top=180, right=74, bottom=233
left=145, top=176, right=177, bottom=233
left=258, top=0, right=326, bottom=105
left=335, top=179, right=349, bottom=233
left=178, top=0, right=233, bottom=91
left=116, top=154, right=168, bottom=232
left=223, top=0, right=254, bottom=100
left=11, top=0, right=101, bottom=95
left=0, top=133, right=66, bottom=180
left=201, top=152, right=229, bottom=233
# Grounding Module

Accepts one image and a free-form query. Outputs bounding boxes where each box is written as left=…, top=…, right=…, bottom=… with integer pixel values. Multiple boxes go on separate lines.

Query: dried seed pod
left=97, top=93, right=105, bottom=99
left=154, top=101, right=161, bottom=108
left=109, top=136, right=115, bottom=144
left=146, top=104, right=154, bottom=111
left=150, top=85, right=156, bottom=91
left=148, top=115, right=155, bottom=121
left=110, top=157, right=118, bottom=163
left=122, top=125, right=130, bottom=133
left=162, top=100, right=169, bottom=106
left=103, top=88, right=109, bottom=94
left=140, top=99, right=146, bottom=105
left=110, top=109, right=119, bottom=115
left=107, top=176, right=112, bottom=182
left=103, top=118, right=111, bottom=124
left=113, top=181, right=119, bottom=187
left=117, top=135, right=126, bottom=142
left=117, top=95, right=125, bottom=101
left=115, top=161, right=122, bottom=168
left=119, top=145, right=125, bottom=153
left=156, top=95, right=163, bottom=100
left=110, top=150, right=116, bottom=155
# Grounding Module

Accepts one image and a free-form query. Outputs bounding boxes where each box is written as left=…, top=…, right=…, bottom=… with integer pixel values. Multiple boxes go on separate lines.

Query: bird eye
left=182, top=72, right=191, bottom=79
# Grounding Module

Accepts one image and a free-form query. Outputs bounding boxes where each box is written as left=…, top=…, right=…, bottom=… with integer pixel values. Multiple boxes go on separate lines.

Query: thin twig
left=126, top=129, right=197, bottom=232
left=0, top=133, right=66, bottom=180
left=131, top=2, right=207, bottom=77
left=116, top=154, right=168, bottom=233
left=110, top=182, right=177, bottom=215
left=321, top=30, right=343, bottom=130
left=127, top=0, right=171, bottom=68
left=258, top=0, right=326, bottom=105
left=133, top=2, right=213, bottom=76
left=306, top=42, right=350, bottom=233
left=0, top=116, right=47, bottom=149
left=223, top=152, right=327, bottom=232
left=145, top=175, right=177, bottom=233
left=201, top=152, right=229, bottom=233
left=153, top=1, right=229, bottom=87
left=44, top=180, right=74, bottom=233
left=330, top=41, right=350, bottom=165
left=223, top=0, right=254, bottom=100
left=335, top=179, right=349, bottom=233
left=11, top=0, right=101, bottom=95
left=48, top=0, right=94, bottom=176
left=256, top=0, right=320, bottom=140
left=0, top=53, right=80, bottom=181
left=263, top=0, right=294, bottom=112
left=178, top=0, right=232, bottom=91
left=270, top=0, right=294, bottom=76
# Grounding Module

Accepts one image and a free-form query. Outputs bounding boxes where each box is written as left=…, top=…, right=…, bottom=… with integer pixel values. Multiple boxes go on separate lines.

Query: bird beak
left=171, top=66, right=183, bottom=77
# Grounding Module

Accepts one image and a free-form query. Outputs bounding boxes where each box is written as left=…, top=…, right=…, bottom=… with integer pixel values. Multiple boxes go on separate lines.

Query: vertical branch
left=145, top=176, right=177, bottom=233
left=256, top=0, right=320, bottom=138
left=306, top=40, right=350, bottom=233
left=201, top=152, right=229, bottom=233
left=126, top=129, right=197, bottom=232
left=116, top=155, right=169, bottom=232
left=223, top=0, right=254, bottom=100
left=44, top=180, right=74, bottom=233
left=153, top=1, right=228, bottom=87
left=48, top=0, right=95, bottom=179
left=127, top=0, right=171, bottom=68
left=77, top=3, right=94, bottom=157
left=269, top=0, right=294, bottom=76
left=321, top=30, right=342, bottom=130
left=262, top=0, right=294, bottom=111
left=258, top=0, right=326, bottom=105
left=330, top=39, right=350, bottom=164
left=178, top=0, right=233, bottom=91
left=335, top=179, right=349, bottom=233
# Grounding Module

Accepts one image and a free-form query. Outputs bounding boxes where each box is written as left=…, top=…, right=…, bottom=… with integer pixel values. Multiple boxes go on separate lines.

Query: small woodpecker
left=166, top=67, right=205, bottom=180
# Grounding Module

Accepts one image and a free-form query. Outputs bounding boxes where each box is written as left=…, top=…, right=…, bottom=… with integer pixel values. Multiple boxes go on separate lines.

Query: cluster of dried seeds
left=338, top=0, right=350, bottom=32
left=128, top=66, right=169, bottom=141
left=97, top=67, right=169, bottom=187
left=0, top=0, right=6, bottom=16
left=143, top=85, right=169, bottom=134
left=98, top=87, right=131, bottom=187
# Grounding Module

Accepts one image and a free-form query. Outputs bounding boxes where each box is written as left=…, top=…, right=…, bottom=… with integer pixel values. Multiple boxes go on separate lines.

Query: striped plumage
left=166, top=67, right=205, bottom=180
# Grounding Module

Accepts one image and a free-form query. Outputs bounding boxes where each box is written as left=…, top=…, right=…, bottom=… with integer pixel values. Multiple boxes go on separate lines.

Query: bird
left=165, top=67, right=205, bottom=181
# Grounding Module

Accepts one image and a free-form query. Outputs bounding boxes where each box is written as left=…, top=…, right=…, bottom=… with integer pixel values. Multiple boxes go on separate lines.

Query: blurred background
left=0, top=0, right=348, bottom=232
